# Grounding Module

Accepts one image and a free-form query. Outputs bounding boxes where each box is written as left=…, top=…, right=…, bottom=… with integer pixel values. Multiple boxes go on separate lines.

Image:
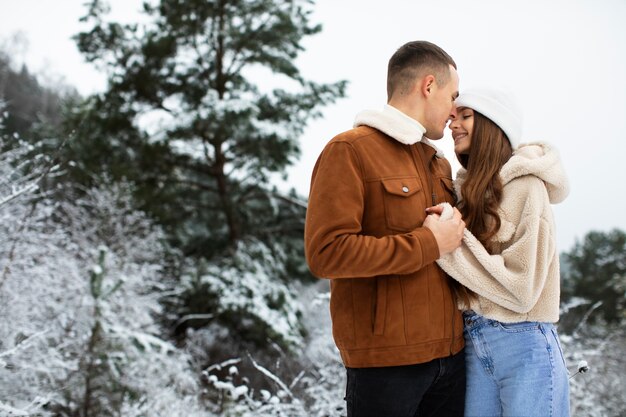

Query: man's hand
left=423, top=206, right=465, bottom=256
left=425, top=205, right=444, bottom=216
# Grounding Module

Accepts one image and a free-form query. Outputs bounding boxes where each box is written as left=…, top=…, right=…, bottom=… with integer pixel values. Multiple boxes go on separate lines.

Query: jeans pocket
left=496, top=320, right=540, bottom=333
left=550, top=327, right=568, bottom=369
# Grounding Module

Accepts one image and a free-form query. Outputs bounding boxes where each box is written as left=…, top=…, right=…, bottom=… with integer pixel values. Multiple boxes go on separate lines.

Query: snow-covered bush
left=560, top=320, right=626, bottom=416
left=180, top=238, right=306, bottom=352
left=0, top=137, right=210, bottom=416
left=558, top=295, right=626, bottom=416
left=197, top=284, right=346, bottom=417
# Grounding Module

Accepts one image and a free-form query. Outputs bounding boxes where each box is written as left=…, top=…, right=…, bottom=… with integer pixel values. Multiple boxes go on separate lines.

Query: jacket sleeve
left=304, top=141, right=440, bottom=279
left=436, top=177, right=556, bottom=313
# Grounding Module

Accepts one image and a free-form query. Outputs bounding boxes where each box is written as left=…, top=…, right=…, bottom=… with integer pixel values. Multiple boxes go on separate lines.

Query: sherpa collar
left=353, top=104, right=445, bottom=157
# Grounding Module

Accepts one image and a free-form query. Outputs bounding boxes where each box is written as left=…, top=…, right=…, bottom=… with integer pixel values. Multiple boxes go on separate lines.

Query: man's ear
left=421, top=75, right=436, bottom=97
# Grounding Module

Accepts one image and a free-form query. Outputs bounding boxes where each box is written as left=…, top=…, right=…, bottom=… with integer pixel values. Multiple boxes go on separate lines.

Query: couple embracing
left=304, top=41, right=570, bottom=417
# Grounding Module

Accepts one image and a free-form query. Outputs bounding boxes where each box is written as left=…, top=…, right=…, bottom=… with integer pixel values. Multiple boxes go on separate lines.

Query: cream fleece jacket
left=436, top=142, right=569, bottom=323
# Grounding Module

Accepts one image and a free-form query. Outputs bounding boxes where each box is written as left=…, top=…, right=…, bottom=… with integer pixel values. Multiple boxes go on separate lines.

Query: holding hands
left=423, top=203, right=465, bottom=256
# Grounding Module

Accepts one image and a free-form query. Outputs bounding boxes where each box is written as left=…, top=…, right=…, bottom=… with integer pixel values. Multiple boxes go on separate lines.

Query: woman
left=427, top=88, right=571, bottom=416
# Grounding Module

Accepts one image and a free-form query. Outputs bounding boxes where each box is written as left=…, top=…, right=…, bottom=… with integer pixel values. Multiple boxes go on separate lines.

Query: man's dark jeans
left=345, top=349, right=466, bottom=417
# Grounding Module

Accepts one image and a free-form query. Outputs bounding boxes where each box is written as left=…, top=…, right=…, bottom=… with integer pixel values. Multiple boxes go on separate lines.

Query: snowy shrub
left=560, top=322, right=626, bottom=416
left=0, top=152, right=210, bottom=416
left=180, top=238, right=306, bottom=352
left=197, top=285, right=346, bottom=417
left=0, top=124, right=59, bottom=211
left=202, top=356, right=308, bottom=416
left=297, top=289, right=346, bottom=417
left=0, top=124, right=340, bottom=417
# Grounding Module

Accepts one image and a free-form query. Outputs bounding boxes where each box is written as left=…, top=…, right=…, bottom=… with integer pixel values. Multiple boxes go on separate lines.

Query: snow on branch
left=0, top=329, right=48, bottom=361
left=247, top=353, right=296, bottom=400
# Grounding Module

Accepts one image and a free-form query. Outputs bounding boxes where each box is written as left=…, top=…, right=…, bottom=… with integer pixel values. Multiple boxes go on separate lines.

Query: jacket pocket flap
left=381, top=177, right=421, bottom=197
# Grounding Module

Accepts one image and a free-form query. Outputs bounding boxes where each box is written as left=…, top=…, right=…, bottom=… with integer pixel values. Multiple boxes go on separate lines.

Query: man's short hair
left=387, top=41, right=457, bottom=101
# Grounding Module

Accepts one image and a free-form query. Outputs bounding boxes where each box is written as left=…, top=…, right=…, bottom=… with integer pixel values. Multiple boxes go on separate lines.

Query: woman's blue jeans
left=463, top=311, right=570, bottom=417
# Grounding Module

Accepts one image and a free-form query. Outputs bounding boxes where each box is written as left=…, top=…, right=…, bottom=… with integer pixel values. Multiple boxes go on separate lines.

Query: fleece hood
left=456, top=142, right=569, bottom=204
left=353, top=104, right=446, bottom=157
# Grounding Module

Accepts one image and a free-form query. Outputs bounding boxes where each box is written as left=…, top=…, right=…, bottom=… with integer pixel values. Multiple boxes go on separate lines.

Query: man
left=304, top=41, right=466, bottom=416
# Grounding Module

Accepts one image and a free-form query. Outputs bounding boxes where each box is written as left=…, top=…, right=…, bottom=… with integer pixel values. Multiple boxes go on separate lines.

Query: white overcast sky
left=1, top=0, right=625, bottom=251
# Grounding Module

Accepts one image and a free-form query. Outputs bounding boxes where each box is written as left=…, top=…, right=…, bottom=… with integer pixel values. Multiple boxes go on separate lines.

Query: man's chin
left=425, top=133, right=444, bottom=140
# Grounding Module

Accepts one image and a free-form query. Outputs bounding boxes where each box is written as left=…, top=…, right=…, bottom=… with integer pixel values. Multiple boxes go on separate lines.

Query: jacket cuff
left=412, top=227, right=440, bottom=265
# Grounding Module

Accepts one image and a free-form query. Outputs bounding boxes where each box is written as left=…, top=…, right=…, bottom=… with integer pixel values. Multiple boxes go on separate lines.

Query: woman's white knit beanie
left=455, top=88, right=523, bottom=149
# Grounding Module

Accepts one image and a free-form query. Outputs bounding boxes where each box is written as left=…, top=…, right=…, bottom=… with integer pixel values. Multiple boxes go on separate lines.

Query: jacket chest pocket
left=381, top=177, right=424, bottom=232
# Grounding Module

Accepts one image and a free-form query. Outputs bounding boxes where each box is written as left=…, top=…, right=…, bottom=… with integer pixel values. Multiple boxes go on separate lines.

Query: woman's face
left=450, top=107, right=474, bottom=155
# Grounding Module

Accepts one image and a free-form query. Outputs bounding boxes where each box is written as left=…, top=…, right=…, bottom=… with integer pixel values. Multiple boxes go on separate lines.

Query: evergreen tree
left=0, top=51, right=74, bottom=143
left=70, top=0, right=346, bottom=258
left=561, top=229, right=626, bottom=325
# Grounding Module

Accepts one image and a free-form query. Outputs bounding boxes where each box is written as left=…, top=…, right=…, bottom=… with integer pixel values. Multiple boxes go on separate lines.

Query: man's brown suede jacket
left=305, top=110, right=464, bottom=368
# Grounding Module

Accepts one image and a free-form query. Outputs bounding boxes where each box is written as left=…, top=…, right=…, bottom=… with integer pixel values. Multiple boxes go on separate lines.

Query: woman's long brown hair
left=450, top=110, right=514, bottom=308
left=456, top=111, right=513, bottom=253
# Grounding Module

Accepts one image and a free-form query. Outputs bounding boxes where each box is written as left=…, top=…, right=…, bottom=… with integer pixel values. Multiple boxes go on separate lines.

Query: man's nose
left=449, top=105, right=458, bottom=120
left=448, top=108, right=458, bottom=126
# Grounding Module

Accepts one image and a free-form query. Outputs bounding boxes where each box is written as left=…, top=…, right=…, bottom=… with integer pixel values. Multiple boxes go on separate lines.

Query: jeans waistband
left=462, top=310, right=553, bottom=331
left=462, top=310, right=492, bottom=329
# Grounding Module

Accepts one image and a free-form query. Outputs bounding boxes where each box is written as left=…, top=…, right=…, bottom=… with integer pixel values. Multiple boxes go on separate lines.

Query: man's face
left=423, top=65, right=459, bottom=139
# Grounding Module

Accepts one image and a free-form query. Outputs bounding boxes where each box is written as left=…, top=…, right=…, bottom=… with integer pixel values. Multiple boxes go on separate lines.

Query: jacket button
left=402, top=186, right=409, bottom=193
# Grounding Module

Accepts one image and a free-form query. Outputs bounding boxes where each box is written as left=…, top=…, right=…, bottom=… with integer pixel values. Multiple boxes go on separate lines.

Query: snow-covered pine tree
left=67, top=0, right=344, bottom=361
left=70, top=0, right=346, bottom=257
